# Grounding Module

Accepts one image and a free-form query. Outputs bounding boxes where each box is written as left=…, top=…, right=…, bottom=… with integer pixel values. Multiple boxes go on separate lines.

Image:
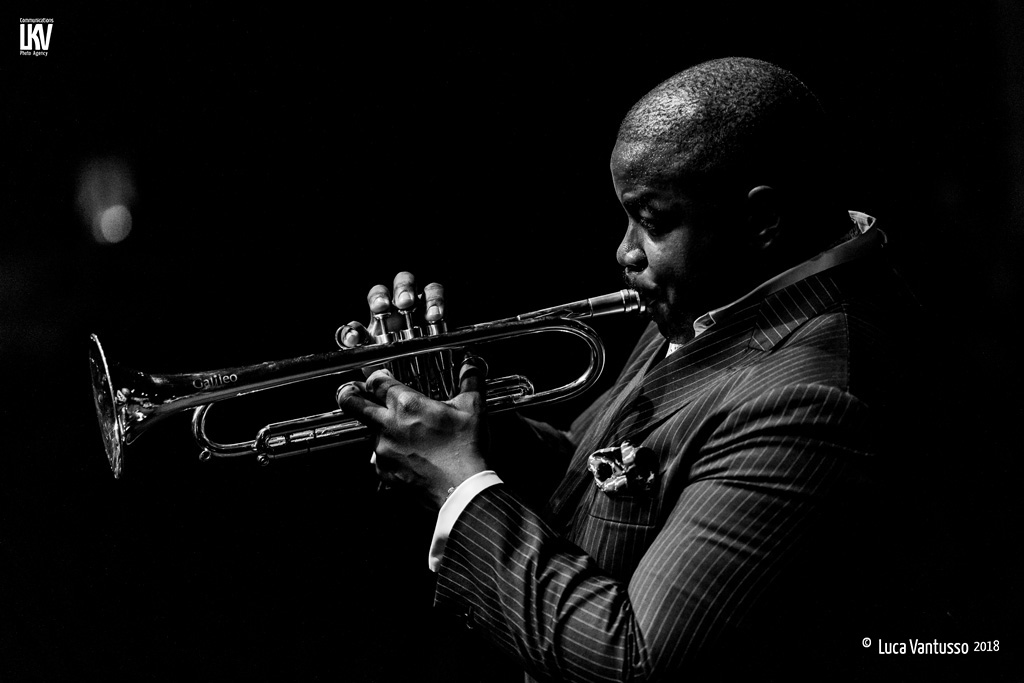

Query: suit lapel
left=602, top=303, right=767, bottom=448
left=547, top=329, right=664, bottom=521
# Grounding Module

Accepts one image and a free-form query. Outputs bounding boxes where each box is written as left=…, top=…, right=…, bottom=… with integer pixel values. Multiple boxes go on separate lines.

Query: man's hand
left=337, top=358, right=489, bottom=510
left=335, top=272, right=486, bottom=510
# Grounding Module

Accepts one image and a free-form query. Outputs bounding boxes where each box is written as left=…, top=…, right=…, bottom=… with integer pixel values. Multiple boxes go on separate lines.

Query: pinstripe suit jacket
left=435, top=254, right=917, bottom=682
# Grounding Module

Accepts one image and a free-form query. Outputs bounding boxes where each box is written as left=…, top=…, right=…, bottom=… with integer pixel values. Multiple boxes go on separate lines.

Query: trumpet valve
left=423, top=318, right=456, bottom=400
left=398, top=309, right=422, bottom=340
left=371, top=312, right=397, bottom=344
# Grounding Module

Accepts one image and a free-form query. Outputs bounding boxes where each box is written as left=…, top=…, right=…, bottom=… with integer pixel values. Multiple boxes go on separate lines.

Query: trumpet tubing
left=89, top=289, right=644, bottom=478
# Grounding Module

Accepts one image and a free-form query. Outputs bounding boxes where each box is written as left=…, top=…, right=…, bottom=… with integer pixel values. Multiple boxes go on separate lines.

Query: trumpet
left=89, top=289, right=645, bottom=478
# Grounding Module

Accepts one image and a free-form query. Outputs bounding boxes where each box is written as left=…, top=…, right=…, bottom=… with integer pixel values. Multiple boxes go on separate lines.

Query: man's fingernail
left=396, top=291, right=414, bottom=308
left=344, top=329, right=360, bottom=345
left=371, top=295, right=389, bottom=309
left=427, top=305, right=440, bottom=319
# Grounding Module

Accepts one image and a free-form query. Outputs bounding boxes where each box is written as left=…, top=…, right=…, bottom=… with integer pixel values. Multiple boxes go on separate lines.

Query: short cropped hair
left=619, top=57, right=835, bottom=203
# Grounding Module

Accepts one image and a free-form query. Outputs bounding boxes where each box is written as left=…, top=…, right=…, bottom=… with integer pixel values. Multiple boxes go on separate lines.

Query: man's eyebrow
left=619, top=190, right=655, bottom=206
left=622, top=192, right=682, bottom=213
left=619, top=196, right=654, bottom=217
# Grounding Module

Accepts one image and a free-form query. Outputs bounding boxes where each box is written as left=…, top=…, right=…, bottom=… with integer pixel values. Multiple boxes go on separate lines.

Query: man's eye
left=638, top=212, right=668, bottom=234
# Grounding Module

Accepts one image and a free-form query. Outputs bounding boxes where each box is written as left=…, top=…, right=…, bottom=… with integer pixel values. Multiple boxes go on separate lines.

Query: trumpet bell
left=89, top=334, right=124, bottom=478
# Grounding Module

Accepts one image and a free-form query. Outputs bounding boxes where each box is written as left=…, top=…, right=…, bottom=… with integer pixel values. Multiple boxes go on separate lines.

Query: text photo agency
left=20, top=17, right=53, bottom=56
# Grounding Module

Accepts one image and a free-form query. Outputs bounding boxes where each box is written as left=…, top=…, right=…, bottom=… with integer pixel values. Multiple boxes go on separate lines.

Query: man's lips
left=623, top=274, right=656, bottom=305
left=622, top=271, right=643, bottom=291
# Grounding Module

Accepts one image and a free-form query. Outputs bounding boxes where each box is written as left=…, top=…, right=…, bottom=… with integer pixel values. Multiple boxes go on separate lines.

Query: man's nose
left=616, top=224, right=647, bottom=270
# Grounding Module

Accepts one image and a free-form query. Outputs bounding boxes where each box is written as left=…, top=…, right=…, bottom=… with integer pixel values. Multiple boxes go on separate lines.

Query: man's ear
left=746, top=185, right=781, bottom=250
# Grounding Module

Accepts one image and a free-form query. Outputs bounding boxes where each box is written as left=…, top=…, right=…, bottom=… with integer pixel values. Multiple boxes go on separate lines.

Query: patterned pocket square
left=587, top=441, right=657, bottom=494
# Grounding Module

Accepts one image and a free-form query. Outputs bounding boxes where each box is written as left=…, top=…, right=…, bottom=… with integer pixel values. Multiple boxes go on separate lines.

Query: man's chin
left=648, top=301, right=695, bottom=343
left=647, top=302, right=672, bottom=335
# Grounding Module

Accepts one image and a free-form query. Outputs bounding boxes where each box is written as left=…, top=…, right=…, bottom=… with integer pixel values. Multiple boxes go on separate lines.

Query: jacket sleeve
left=434, top=383, right=875, bottom=682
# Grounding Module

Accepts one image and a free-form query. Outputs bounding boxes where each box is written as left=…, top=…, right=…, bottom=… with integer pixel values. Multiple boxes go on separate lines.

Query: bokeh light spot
left=98, top=204, right=132, bottom=243
left=77, top=157, right=137, bottom=245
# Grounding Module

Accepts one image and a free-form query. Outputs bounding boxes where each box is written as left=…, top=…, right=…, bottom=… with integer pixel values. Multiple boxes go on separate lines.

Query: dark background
left=2, top=4, right=1021, bottom=681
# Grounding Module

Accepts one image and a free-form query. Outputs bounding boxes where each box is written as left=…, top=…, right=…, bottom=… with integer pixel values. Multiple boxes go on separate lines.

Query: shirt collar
left=668, top=211, right=883, bottom=354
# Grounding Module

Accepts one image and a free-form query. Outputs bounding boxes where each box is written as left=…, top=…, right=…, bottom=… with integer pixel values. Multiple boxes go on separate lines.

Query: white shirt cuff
left=427, top=470, right=503, bottom=572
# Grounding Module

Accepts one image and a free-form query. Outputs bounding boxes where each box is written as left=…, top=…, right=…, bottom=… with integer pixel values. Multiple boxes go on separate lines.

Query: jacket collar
left=691, top=211, right=883, bottom=340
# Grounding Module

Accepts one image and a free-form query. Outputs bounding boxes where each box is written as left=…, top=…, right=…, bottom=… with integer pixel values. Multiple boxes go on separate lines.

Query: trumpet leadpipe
left=486, top=289, right=645, bottom=324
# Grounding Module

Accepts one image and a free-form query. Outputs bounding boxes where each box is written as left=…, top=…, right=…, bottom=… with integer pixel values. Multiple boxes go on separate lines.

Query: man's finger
left=423, top=282, right=445, bottom=322
left=336, top=320, right=368, bottom=348
left=364, top=368, right=412, bottom=406
left=455, top=353, right=488, bottom=412
left=393, top=271, right=417, bottom=311
left=336, top=382, right=390, bottom=427
left=367, top=284, right=392, bottom=316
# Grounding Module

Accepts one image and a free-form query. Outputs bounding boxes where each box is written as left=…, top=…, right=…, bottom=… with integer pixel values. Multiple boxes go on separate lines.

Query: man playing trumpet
left=338, top=57, right=919, bottom=681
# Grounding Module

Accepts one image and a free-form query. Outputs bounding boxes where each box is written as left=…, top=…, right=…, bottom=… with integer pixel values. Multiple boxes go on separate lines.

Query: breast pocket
left=584, top=439, right=664, bottom=526
left=585, top=484, right=662, bottom=525
left=579, top=487, right=662, bottom=579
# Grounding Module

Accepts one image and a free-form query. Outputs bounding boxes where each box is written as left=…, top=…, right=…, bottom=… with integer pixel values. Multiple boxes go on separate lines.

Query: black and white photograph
left=2, top=5, right=1021, bottom=681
